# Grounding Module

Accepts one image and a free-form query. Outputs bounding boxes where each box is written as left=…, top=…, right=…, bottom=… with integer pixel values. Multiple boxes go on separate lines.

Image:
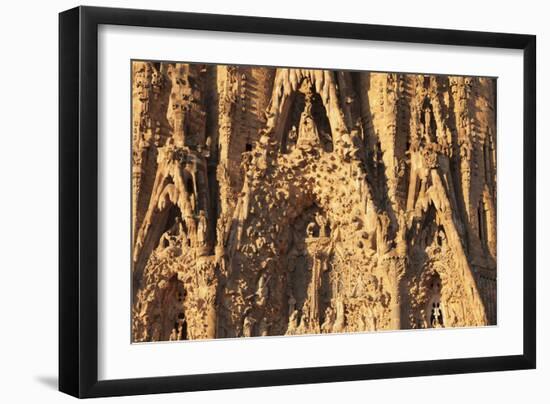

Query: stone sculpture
left=131, top=62, right=497, bottom=342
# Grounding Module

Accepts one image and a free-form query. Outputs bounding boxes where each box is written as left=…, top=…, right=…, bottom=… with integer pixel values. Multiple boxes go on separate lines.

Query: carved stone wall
left=131, top=61, right=497, bottom=342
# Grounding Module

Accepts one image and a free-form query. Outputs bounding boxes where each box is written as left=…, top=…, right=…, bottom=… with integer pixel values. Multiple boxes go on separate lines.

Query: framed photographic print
left=59, top=6, right=536, bottom=398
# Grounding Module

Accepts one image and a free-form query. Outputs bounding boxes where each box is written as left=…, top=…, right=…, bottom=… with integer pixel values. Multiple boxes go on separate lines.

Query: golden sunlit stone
left=131, top=61, right=497, bottom=342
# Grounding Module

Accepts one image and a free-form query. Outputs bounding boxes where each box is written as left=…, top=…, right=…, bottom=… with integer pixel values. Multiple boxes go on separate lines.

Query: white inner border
left=98, top=25, right=524, bottom=381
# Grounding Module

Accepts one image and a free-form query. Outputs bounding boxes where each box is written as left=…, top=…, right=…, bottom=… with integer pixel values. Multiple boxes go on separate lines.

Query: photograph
left=0, top=1, right=541, bottom=401
left=131, top=61, right=497, bottom=342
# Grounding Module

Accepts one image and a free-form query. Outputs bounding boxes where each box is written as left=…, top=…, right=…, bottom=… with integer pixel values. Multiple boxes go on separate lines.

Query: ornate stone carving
left=132, top=62, right=497, bottom=341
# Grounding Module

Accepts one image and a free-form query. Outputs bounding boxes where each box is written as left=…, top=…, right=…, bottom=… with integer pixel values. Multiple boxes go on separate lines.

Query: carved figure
left=242, top=313, right=255, bottom=338
left=255, top=272, right=270, bottom=307
left=197, top=210, right=208, bottom=246
left=321, top=307, right=335, bottom=333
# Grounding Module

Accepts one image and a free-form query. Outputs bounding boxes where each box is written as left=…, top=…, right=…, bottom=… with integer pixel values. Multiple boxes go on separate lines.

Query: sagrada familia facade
left=131, top=61, right=497, bottom=342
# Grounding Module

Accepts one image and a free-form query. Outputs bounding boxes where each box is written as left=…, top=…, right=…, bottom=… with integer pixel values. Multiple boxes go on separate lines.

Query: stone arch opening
left=164, top=203, right=182, bottom=235
left=416, top=203, right=438, bottom=250
left=174, top=312, right=188, bottom=340
left=183, top=174, right=198, bottom=215
left=161, top=275, right=189, bottom=341
left=284, top=203, right=333, bottom=335
left=133, top=271, right=191, bottom=342
left=154, top=201, right=186, bottom=258
left=185, top=176, right=194, bottom=197
left=279, top=87, right=333, bottom=154
left=425, top=271, right=444, bottom=328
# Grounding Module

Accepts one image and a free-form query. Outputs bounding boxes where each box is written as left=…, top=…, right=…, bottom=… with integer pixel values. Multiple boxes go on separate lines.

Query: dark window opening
left=176, top=317, right=188, bottom=340
left=478, top=201, right=487, bottom=251
left=185, top=177, right=194, bottom=196
left=423, top=76, right=431, bottom=88
left=163, top=203, right=182, bottom=235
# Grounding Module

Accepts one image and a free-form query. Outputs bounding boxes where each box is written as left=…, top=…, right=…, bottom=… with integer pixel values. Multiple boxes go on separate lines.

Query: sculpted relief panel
left=131, top=61, right=497, bottom=342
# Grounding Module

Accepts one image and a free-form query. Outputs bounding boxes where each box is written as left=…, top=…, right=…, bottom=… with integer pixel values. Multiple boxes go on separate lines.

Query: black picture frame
left=59, top=5, right=536, bottom=398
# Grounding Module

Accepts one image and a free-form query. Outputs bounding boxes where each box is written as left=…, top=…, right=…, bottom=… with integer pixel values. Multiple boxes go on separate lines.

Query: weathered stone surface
left=131, top=62, right=497, bottom=342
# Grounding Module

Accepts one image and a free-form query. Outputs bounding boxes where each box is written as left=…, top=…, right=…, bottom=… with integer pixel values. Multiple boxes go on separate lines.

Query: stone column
left=385, top=256, right=407, bottom=330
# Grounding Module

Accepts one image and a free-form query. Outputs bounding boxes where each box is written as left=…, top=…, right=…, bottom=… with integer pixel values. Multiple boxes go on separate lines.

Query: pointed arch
left=264, top=69, right=349, bottom=150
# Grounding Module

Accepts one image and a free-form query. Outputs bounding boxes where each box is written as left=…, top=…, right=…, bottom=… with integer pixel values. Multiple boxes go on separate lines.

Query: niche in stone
left=184, top=175, right=198, bottom=214
left=162, top=276, right=188, bottom=341
left=425, top=272, right=444, bottom=328
left=280, top=81, right=333, bottom=154
left=156, top=203, right=184, bottom=254
left=417, top=204, right=438, bottom=250
left=285, top=204, right=333, bottom=334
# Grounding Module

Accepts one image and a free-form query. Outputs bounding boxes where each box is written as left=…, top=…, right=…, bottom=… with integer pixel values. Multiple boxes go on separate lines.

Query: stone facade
left=131, top=61, right=497, bottom=342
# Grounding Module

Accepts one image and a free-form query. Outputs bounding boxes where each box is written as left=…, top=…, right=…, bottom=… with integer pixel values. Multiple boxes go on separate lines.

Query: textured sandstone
left=131, top=61, right=497, bottom=342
